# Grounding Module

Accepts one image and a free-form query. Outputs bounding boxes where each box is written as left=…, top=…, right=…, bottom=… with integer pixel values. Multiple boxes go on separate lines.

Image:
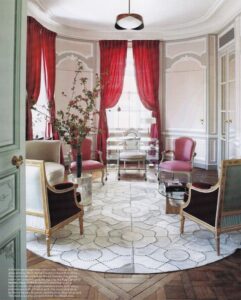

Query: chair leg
left=157, top=164, right=160, bottom=182
left=79, top=215, right=83, bottom=235
left=144, top=159, right=147, bottom=181
left=180, top=214, right=185, bottom=234
left=215, top=232, right=220, bottom=256
left=105, top=166, right=108, bottom=181
left=101, top=169, right=105, bottom=185
left=117, top=157, right=120, bottom=180
left=46, top=233, right=51, bottom=257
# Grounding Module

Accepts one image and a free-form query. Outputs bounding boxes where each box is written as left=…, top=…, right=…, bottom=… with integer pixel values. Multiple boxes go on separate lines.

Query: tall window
left=106, top=47, right=151, bottom=131
left=32, top=59, right=49, bottom=139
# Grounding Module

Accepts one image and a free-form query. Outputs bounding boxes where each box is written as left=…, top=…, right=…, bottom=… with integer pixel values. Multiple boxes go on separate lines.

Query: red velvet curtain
left=132, top=40, right=161, bottom=154
left=97, top=40, right=127, bottom=163
left=42, top=27, right=57, bottom=139
left=26, top=17, right=42, bottom=140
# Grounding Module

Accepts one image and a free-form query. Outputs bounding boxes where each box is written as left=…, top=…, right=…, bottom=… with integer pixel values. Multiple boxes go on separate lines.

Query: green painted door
left=0, top=0, right=26, bottom=299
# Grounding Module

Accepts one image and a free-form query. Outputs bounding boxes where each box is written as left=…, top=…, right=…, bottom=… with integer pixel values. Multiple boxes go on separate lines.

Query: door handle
left=11, top=155, right=23, bottom=168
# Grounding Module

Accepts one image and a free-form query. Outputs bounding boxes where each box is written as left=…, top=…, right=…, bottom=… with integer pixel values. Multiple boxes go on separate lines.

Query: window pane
left=119, top=95, right=130, bottom=110
left=120, top=112, right=130, bottom=129
left=106, top=109, right=118, bottom=128
left=221, top=56, right=226, bottom=83
left=107, top=48, right=151, bottom=130
left=221, top=84, right=226, bottom=111
left=32, top=59, right=49, bottom=139
left=229, top=53, right=235, bottom=81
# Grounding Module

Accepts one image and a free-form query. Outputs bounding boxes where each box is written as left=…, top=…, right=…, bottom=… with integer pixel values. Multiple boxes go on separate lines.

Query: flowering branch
left=54, top=59, right=100, bottom=147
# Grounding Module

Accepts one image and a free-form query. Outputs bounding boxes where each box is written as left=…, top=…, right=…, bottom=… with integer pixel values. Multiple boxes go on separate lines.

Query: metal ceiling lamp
left=115, top=0, right=144, bottom=30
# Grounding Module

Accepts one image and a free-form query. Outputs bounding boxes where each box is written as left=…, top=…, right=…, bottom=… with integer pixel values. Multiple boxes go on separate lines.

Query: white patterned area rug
left=27, top=175, right=241, bottom=273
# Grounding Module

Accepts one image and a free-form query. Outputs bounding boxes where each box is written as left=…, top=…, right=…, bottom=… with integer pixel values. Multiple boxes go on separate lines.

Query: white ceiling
left=28, top=0, right=241, bottom=40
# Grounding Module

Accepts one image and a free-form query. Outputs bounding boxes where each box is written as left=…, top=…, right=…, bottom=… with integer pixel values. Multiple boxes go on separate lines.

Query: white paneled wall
left=165, top=58, right=206, bottom=133
left=163, top=37, right=217, bottom=169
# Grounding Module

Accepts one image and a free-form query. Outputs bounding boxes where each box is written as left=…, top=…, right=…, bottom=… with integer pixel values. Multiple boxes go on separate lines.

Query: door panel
left=0, top=1, right=15, bottom=147
left=0, top=232, right=21, bottom=300
left=0, top=0, right=26, bottom=299
left=0, top=173, right=17, bottom=221
left=219, top=49, right=237, bottom=160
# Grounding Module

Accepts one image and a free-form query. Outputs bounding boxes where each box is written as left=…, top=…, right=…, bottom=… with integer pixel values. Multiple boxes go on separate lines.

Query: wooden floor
left=27, top=249, right=241, bottom=300
left=27, top=168, right=241, bottom=299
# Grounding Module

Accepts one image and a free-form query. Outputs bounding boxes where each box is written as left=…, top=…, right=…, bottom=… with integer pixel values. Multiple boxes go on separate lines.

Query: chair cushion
left=159, top=160, right=192, bottom=172
left=45, top=162, right=65, bottom=186
left=70, top=160, right=104, bottom=172
left=119, top=151, right=146, bottom=160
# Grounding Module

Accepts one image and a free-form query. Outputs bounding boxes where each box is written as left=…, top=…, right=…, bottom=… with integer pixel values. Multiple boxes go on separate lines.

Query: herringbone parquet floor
left=27, top=249, right=241, bottom=300
left=27, top=168, right=241, bottom=299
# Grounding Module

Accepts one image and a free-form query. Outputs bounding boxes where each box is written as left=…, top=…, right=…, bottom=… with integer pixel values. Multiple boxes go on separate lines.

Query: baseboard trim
left=194, top=162, right=218, bottom=170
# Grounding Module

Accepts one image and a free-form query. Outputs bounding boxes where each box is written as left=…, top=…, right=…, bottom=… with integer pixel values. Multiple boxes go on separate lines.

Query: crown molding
left=28, top=0, right=241, bottom=41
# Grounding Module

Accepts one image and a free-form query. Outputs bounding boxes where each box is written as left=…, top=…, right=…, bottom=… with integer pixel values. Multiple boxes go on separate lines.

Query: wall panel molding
left=166, top=38, right=207, bottom=59
left=166, top=53, right=207, bottom=70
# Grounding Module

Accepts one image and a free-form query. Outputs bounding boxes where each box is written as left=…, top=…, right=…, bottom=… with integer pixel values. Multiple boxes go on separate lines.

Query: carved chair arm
left=161, top=150, right=175, bottom=162
left=68, top=149, right=104, bottom=163
left=182, top=181, right=220, bottom=210
left=190, top=152, right=197, bottom=167
left=187, top=181, right=219, bottom=193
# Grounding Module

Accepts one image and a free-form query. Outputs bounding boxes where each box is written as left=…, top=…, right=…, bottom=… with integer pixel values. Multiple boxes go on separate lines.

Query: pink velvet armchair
left=70, top=138, right=106, bottom=184
left=158, top=137, right=196, bottom=183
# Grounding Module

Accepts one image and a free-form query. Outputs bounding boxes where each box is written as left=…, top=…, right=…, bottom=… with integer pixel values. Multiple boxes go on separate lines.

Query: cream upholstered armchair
left=25, top=140, right=84, bottom=256
left=180, top=159, right=241, bottom=256
left=26, top=140, right=65, bottom=185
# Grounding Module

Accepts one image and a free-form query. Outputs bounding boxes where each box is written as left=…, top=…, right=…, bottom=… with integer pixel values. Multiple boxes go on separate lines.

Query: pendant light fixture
left=115, top=0, right=144, bottom=30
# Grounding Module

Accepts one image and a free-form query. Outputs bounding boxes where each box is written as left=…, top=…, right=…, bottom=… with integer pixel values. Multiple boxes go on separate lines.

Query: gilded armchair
left=25, top=140, right=84, bottom=256
left=180, top=159, right=241, bottom=255
left=26, top=162, right=84, bottom=257
left=159, top=136, right=196, bottom=183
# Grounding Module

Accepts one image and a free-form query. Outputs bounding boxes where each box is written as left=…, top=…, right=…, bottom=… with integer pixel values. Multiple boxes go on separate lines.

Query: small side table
left=158, top=181, right=188, bottom=214
left=68, top=173, right=92, bottom=206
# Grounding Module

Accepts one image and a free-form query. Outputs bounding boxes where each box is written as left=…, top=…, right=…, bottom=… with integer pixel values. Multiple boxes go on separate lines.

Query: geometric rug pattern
left=27, top=175, right=241, bottom=273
